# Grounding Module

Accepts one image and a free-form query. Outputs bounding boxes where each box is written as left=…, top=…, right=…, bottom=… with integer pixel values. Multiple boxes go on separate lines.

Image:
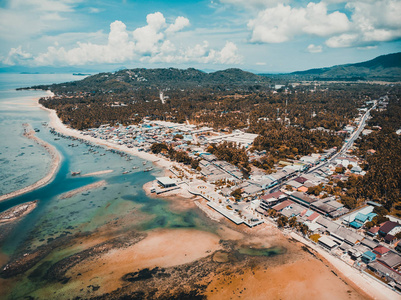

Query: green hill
left=291, top=52, right=401, bottom=81
left=26, top=67, right=270, bottom=93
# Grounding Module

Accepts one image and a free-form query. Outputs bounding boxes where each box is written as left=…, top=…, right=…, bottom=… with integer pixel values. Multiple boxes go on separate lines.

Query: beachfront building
left=157, top=177, right=177, bottom=188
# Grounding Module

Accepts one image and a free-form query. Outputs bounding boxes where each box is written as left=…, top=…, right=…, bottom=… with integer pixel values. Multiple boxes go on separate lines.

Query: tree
left=150, top=142, right=168, bottom=154
left=289, top=216, right=297, bottom=228
left=277, top=215, right=288, bottom=228
left=231, top=188, right=242, bottom=201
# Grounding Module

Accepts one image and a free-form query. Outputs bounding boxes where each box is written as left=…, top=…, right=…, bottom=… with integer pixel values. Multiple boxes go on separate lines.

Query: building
left=318, top=235, right=338, bottom=250
left=362, top=251, right=377, bottom=264
left=289, top=191, right=317, bottom=207
left=379, top=221, right=400, bottom=239
left=157, top=177, right=177, bottom=188
left=259, top=191, right=286, bottom=211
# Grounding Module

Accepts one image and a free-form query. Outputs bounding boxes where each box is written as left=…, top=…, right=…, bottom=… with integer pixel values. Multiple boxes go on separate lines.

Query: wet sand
left=24, top=95, right=382, bottom=299
left=81, top=170, right=114, bottom=177
left=0, top=123, right=60, bottom=202
left=59, top=180, right=107, bottom=199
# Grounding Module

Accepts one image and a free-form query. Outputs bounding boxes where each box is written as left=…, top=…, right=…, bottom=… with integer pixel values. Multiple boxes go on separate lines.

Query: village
left=73, top=95, right=401, bottom=294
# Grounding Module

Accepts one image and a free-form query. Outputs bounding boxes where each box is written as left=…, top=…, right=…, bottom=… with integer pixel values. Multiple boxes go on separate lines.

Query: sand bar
left=0, top=200, right=38, bottom=224
left=59, top=180, right=106, bottom=199
left=0, top=122, right=61, bottom=202
left=82, top=170, right=114, bottom=177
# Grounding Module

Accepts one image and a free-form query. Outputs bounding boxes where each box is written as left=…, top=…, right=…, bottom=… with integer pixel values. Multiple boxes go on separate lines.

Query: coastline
left=0, top=117, right=61, bottom=202
left=38, top=97, right=174, bottom=172
left=34, top=95, right=396, bottom=299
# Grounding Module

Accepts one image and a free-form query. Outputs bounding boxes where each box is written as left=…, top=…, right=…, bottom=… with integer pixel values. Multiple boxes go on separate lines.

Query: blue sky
left=0, top=0, right=400, bottom=72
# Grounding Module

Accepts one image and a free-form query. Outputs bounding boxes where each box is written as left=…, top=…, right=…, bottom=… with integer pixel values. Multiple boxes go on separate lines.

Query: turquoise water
left=0, top=74, right=210, bottom=257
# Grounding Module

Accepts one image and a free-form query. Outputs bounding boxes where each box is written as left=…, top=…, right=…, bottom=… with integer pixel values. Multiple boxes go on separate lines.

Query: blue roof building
left=361, top=250, right=377, bottom=264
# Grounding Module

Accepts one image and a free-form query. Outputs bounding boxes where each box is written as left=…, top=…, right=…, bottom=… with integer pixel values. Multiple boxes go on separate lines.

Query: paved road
left=306, top=100, right=377, bottom=174
left=267, top=100, right=378, bottom=193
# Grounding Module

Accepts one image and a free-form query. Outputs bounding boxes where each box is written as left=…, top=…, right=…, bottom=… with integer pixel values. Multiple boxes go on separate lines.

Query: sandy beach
left=290, top=232, right=400, bottom=300
left=33, top=95, right=395, bottom=299
left=38, top=98, right=174, bottom=173
left=0, top=121, right=61, bottom=202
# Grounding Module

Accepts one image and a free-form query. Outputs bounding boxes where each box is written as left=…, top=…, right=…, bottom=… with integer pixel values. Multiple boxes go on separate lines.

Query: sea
left=0, top=73, right=206, bottom=257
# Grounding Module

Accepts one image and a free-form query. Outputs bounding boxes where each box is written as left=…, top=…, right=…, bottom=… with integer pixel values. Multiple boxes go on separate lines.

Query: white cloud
left=4, top=13, right=242, bottom=66
left=0, top=0, right=80, bottom=41
left=133, top=12, right=166, bottom=54
left=3, top=46, right=32, bottom=65
left=326, top=0, right=401, bottom=48
left=247, top=3, right=350, bottom=43
left=307, top=44, right=323, bottom=53
left=219, top=0, right=288, bottom=10
left=166, top=16, right=190, bottom=34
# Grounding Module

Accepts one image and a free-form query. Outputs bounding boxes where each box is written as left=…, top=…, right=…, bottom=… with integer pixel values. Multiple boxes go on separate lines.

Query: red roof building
left=373, top=245, right=390, bottom=258
left=272, top=200, right=294, bottom=212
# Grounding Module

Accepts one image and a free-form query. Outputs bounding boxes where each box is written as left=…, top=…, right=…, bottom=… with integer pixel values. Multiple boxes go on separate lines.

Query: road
left=267, top=100, right=377, bottom=193
left=306, top=100, right=377, bottom=174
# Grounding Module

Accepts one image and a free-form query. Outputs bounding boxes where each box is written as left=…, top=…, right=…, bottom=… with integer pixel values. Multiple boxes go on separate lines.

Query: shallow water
left=0, top=74, right=214, bottom=257
left=0, top=74, right=290, bottom=300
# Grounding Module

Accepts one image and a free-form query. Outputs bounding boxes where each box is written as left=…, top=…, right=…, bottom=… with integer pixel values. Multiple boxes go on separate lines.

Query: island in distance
left=1, top=52, right=401, bottom=300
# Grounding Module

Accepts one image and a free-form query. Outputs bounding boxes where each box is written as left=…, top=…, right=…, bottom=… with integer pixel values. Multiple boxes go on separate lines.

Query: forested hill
left=25, top=68, right=270, bottom=94
left=288, top=52, right=401, bottom=81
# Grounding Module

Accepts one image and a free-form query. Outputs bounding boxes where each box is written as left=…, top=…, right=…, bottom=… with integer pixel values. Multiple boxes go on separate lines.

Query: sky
left=0, top=0, right=400, bottom=73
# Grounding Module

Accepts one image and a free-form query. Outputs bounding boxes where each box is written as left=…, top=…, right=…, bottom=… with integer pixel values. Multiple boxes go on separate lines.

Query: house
left=368, top=261, right=401, bottom=285
left=361, top=238, right=378, bottom=250
left=367, top=226, right=380, bottom=237
left=318, top=235, right=338, bottom=250
left=373, top=245, right=390, bottom=258
left=259, top=191, right=286, bottom=211
left=290, top=191, right=317, bottom=207
left=362, top=251, right=377, bottom=264
left=349, top=212, right=376, bottom=229
left=297, top=186, right=309, bottom=193
left=280, top=203, right=305, bottom=218
left=379, top=221, right=400, bottom=237
left=294, top=176, right=308, bottom=184
left=385, top=226, right=401, bottom=244
left=378, top=251, right=401, bottom=269
left=272, top=200, right=294, bottom=213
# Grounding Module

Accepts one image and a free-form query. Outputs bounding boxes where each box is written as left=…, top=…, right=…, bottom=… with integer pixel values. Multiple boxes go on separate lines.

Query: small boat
left=142, top=161, right=147, bottom=165
left=132, top=166, right=138, bottom=169
left=54, top=138, right=60, bottom=140
left=34, top=128, right=40, bottom=132
left=122, top=171, right=130, bottom=174
left=71, top=171, right=81, bottom=176
left=144, top=167, right=153, bottom=172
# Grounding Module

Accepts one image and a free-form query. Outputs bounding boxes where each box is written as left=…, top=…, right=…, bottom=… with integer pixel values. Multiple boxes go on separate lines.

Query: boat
left=71, top=171, right=81, bottom=176
left=132, top=166, right=138, bottom=169
left=34, top=128, right=40, bottom=132
left=122, top=171, right=130, bottom=174
left=144, top=167, right=153, bottom=172
left=142, top=161, right=147, bottom=165
left=54, top=138, right=60, bottom=140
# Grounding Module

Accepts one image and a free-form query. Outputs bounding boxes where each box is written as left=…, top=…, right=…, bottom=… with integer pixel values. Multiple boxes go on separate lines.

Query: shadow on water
left=236, top=245, right=287, bottom=257
left=121, top=189, right=200, bottom=231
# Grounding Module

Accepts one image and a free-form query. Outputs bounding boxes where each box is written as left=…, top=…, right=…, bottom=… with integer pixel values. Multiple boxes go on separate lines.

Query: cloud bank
left=243, top=0, right=401, bottom=48
left=4, top=12, right=242, bottom=66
